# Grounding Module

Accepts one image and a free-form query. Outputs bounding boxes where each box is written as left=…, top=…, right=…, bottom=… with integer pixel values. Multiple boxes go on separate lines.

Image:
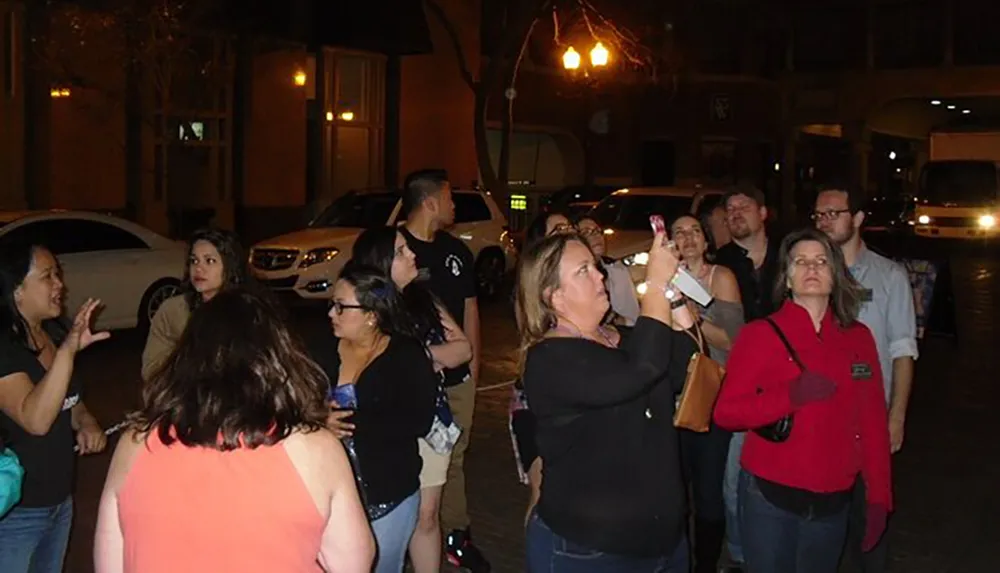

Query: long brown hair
left=515, top=233, right=589, bottom=371
left=772, top=227, right=863, bottom=327
left=133, top=288, right=330, bottom=450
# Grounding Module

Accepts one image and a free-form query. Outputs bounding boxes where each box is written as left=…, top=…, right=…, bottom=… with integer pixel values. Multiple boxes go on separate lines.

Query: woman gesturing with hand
left=0, top=244, right=111, bottom=573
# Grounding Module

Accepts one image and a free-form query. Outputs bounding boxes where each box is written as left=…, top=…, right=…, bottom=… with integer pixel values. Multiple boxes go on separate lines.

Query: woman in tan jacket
left=141, top=228, right=253, bottom=380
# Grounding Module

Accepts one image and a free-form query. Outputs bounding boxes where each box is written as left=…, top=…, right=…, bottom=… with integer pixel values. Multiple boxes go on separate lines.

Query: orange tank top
left=117, top=432, right=326, bottom=573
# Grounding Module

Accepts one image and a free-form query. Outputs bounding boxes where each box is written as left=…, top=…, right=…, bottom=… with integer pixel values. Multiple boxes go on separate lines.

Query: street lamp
left=589, top=42, right=609, bottom=67
left=562, top=42, right=610, bottom=71
left=562, top=46, right=581, bottom=70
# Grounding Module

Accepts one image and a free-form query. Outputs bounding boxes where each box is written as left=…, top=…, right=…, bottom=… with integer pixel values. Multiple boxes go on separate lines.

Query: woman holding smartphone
left=518, top=221, right=698, bottom=572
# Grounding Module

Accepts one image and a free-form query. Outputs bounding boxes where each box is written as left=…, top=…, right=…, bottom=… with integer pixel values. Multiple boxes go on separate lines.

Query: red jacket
left=714, top=301, right=892, bottom=510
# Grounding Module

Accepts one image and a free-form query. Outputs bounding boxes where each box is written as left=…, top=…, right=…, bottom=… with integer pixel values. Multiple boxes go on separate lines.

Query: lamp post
left=561, top=42, right=610, bottom=185
left=561, top=42, right=610, bottom=73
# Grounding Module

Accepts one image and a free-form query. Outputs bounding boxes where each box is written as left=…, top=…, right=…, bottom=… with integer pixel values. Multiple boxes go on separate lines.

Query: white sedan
left=0, top=211, right=187, bottom=331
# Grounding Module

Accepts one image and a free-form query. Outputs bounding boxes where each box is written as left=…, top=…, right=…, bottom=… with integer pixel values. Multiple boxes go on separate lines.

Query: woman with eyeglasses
left=313, top=262, right=437, bottom=573
left=351, top=226, right=471, bottom=573
left=576, top=216, right=640, bottom=326
left=714, top=228, right=891, bottom=573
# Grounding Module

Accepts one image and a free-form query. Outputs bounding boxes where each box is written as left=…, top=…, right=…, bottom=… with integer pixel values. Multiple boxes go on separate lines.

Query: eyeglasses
left=810, top=209, right=851, bottom=222
left=577, top=227, right=603, bottom=237
left=548, top=223, right=575, bottom=235
left=791, top=258, right=829, bottom=270
left=329, top=301, right=366, bottom=315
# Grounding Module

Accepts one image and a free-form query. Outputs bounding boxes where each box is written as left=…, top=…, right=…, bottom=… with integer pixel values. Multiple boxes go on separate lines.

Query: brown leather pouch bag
left=673, top=327, right=725, bottom=432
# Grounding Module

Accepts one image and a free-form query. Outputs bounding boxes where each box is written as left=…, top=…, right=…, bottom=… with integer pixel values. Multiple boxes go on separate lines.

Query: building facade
left=3, top=0, right=998, bottom=234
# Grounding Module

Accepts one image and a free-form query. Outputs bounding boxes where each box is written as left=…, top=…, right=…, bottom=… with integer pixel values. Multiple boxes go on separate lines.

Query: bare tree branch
left=422, top=0, right=477, bottom=90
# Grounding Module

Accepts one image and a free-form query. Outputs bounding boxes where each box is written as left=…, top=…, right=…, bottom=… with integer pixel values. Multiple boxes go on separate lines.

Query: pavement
left=63, top=236, right=999, bottom=572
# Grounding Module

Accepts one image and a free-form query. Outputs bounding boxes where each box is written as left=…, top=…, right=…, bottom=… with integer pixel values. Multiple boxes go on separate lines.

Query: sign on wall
left=710, top=94, right=732, bottom=122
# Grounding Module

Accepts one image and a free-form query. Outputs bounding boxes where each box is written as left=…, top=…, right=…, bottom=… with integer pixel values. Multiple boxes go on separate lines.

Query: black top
left=311, top=334, right=437, bottom=506
left=715, top=237, right=781, bottom=322
left=0, top=321, right=79, bottom=508
left=523, top=318, right=697, bottom=557
left=400, top=228, right=476, bottom=387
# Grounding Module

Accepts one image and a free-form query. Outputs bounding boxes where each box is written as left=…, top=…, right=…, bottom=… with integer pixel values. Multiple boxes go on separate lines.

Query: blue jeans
left=526, top=511, right=689, bottom=573
left=0, top=497, right=73, bottom=573
left=371, top=491, right=420, bottom=573
left=723, top=431, right=746, bottom=563
left=739, top=471, right=849, bottom=573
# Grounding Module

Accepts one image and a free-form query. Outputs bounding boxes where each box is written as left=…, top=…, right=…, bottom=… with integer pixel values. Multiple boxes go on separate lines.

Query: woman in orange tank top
left=93, top=289, right=375, bottom=573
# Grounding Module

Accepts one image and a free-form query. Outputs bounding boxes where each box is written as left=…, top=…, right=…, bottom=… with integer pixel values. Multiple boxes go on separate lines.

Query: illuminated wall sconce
left=50, top=87, right=71, bottom=98
left=325, top=111, right=334, bottom=122
left=338, top=111, right=355, bottom=121
left=293, top=70, right=307, bottom=87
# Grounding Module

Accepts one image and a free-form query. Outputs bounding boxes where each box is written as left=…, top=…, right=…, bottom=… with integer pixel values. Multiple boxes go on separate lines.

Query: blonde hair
left=515, top=233, right=588, bottom=373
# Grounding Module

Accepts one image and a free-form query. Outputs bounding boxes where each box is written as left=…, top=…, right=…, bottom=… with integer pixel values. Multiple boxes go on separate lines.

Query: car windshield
left=920, top=161, right=1000, bottom=206
left=310, top=191, right=399, bottom=228
left=589, top=194, right=694, bottom=230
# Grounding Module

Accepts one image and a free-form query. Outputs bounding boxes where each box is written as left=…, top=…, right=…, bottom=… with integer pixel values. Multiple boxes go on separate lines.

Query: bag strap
left=684, top=324, right=706, bottom=354
left=763, top=318, right=805, bottom=372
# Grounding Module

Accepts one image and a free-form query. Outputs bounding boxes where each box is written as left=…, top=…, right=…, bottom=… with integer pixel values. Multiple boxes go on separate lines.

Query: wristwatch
left=670, top=297, right=687, bottom=310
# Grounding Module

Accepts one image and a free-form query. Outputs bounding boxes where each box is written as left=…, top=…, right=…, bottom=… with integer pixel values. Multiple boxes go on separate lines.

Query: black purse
left=753, top=318, right=802, bottom=443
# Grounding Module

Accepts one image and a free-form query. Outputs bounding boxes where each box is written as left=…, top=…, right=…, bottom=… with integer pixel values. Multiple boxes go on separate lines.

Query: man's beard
left=731, top=225, right=753, bottom=241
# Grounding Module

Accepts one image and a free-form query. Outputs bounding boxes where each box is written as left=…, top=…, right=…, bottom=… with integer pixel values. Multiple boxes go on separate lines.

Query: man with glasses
left=814, top=183, right=917, bottom=573
left=712, top=184, right=781, bottom=573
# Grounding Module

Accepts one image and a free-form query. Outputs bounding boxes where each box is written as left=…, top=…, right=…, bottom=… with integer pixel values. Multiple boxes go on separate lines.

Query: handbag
left=673, top=326, right=726, bottom=432
left=0, top=439, right=24, bottom=518
left=753, top=318, right=801, bottom=443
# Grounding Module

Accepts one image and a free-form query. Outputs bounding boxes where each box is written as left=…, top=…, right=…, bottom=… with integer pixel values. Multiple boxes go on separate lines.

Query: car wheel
left=475, top=249, right=506, bottom=301
left=138, top=279, right=182, bottom=332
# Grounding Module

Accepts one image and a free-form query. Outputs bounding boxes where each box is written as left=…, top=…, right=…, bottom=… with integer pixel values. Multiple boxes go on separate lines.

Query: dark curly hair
left=132, top=288, right=330, bottom=451
left=182, top=228, right=253, bottom=311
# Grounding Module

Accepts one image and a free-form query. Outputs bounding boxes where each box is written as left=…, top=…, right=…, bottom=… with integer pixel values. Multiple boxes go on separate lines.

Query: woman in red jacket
left=714, top=227, right=891, bottom=573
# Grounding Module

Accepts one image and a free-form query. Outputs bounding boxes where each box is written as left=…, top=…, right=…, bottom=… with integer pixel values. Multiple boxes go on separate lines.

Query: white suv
left=249, top=188, right=518, bottom=300
left=588, top=186, right=724, bottom=288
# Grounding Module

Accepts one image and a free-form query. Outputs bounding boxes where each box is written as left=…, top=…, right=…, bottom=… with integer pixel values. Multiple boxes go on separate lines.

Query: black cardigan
left=523, top=317, right=696, bottom=557
left=311, top=335, right=437, bottom=506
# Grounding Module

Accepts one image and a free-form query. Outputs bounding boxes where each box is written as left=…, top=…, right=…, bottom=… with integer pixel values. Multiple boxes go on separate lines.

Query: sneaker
left=444, top=529, right=491, bottom=573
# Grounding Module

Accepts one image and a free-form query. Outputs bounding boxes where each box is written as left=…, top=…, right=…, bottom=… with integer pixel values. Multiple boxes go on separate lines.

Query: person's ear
left=853, top=209, right=865, bottom=229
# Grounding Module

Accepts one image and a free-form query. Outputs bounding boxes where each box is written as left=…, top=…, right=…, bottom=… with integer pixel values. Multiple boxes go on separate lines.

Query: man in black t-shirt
left=400, top=169, right=489, bottom=572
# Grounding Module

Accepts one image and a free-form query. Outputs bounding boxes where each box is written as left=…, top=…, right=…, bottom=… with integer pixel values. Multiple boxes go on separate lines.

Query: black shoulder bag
left=752, top=318, right=802, bottom=443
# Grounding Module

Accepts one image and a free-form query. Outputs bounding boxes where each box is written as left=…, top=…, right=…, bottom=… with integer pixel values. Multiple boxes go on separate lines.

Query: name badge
left=851, top=363, right=873, bottom=380
left=860, top=288, right=874, bottom=302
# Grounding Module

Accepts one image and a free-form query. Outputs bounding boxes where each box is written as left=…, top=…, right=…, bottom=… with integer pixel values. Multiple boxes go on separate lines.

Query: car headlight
left=299, top=247, right=340, bottom=269
left=979, top=214, right=996, bottom=229
left=917, top=214, right=931, bottom=225
left=621, top=252, right=650, bottom=267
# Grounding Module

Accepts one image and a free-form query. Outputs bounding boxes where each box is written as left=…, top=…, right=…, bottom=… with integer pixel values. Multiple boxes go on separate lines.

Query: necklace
left=555, top=321, right=615, bottom=347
